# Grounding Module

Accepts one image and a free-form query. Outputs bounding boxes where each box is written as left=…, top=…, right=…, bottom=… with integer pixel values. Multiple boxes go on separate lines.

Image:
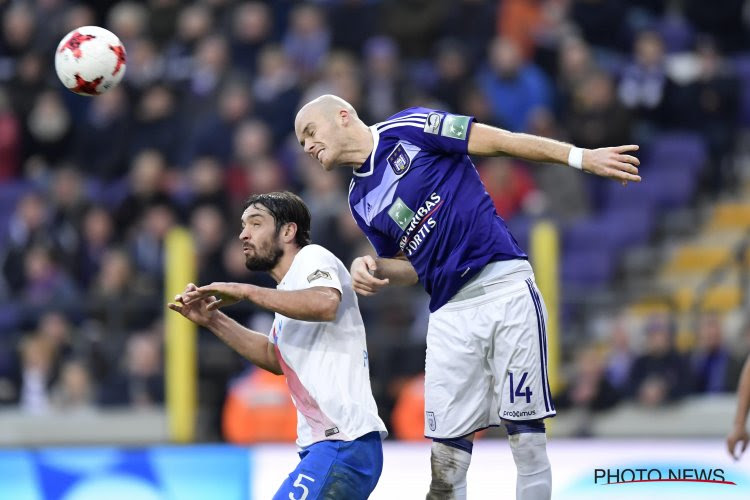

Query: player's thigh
left=424, top=305, right=494, bottom=437
left=492, top=279, right=555, bottom=421
left=274, top=434, right=382, bottom=500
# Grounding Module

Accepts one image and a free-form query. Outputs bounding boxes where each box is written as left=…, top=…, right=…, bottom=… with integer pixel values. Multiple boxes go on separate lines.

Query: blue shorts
left=273, top=431, right=383, bottom=500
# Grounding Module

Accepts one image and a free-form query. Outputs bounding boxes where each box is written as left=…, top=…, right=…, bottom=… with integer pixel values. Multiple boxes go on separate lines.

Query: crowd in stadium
left=1, top=0, right=749, bottom=440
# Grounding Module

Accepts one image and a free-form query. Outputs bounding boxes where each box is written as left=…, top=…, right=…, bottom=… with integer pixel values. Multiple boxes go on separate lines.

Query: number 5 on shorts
left=508, top=371, right=533, bottom=403
left=289, top=473, right=315, bottom=500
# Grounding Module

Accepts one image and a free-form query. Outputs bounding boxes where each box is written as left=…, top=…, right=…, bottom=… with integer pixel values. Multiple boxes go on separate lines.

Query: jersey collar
left=353, top=126, right=379, bottom=178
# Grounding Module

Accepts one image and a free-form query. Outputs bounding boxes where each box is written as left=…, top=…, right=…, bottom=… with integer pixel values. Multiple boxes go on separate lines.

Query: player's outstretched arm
left=728, top=355, right=750, bottom=460
left=351, top=254, right=418, bottom=296
left=168, top=283, right=282, bottom=375
left=182, top=282, right=341, bottom=322
left=467, top=122, right=641, bottom=184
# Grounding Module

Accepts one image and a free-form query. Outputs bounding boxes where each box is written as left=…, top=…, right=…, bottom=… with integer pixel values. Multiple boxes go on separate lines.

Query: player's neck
left=339, top=122, right=374, bottom=168
left=269, top=246, right=301, bottom=284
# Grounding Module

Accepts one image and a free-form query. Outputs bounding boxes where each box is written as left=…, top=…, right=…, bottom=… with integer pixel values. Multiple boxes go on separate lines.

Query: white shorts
left=424, top=262, right=556, bottom=439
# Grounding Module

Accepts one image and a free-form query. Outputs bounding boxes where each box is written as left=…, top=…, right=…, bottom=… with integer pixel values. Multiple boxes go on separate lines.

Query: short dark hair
left=243, top=191, right=311, bottom=247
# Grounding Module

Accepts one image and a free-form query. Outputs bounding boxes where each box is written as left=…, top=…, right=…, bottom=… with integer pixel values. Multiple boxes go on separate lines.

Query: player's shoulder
left=297, top=244, right=338, bottom=264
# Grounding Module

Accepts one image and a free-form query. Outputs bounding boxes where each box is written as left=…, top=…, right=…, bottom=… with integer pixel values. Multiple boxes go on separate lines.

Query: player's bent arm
left=467, top=123, right=641, bottom=182
left=206, top=312, right=282, bottom=375
left=245, top=285, right=341, bottom=322
left=374, top=255, right=418, bottom=286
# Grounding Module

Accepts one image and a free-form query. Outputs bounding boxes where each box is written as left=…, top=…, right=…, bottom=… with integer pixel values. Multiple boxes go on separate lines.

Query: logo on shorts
left=424, top=112, right=442, bottom=134
left=426, top=411, right=436, bottom=431
left=388, top=197, right=415, bottom=231
left=441, top=114, right=470, bottom=140
left=307, top=269, right=332, bottom=283
left=325, top=427, right=340, bottom=437
left=387, top=143, right=411, bottom=175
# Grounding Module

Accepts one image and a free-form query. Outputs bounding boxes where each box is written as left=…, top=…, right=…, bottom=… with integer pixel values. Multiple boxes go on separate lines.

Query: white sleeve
left=294, top=245, right=343, bottom=293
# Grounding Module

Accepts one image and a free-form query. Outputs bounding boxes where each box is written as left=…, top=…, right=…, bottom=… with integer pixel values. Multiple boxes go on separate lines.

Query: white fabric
left=424, top=269, right=556, bottom=438
left=509, top=432, right=552, bottom=500
left=270, top=244, right=387, bottom=447
left=427, top=441, right=472, bottom=500
left=567, top=146, right=583, bottom=170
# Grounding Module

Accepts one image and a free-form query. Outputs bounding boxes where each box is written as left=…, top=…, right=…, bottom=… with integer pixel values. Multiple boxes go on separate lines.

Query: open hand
left=350, top=255, right=389, bottom=296
left=727, top=424, right=749, bottom=460
left=181, top=281, right=249, bottom=311
left=583, top=145, right=641, bottom=185
left=168, top=283, right=220, bottom=326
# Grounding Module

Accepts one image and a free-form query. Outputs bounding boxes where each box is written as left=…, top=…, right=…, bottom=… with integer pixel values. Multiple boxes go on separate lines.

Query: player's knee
left=505, top=421, right=550, bottom=477
left=428, top=439, right=472, bottom=497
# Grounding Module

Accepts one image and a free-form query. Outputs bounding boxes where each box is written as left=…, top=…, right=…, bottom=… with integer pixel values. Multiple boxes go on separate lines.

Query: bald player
left=295, top=95, right=640, bottom=500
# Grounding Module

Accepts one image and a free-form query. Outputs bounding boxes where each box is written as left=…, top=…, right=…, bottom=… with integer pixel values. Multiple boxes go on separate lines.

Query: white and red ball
left=55, top=26, right=127, bottom=96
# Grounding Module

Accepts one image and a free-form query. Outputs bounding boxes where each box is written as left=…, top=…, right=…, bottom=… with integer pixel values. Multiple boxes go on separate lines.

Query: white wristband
left=568, top=146, right=583, bottom=170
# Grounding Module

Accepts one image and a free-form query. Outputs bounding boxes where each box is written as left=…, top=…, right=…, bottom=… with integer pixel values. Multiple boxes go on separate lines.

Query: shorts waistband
left=447, top=260, right=534, bottom=304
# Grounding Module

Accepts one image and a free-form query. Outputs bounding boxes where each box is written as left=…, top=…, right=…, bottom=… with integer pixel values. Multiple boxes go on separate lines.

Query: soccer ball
left=55, top=26, right=126, bottom=96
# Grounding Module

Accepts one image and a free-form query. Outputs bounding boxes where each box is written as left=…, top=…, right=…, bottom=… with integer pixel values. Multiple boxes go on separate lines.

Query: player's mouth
left=316, top=148, right=324, bottom=162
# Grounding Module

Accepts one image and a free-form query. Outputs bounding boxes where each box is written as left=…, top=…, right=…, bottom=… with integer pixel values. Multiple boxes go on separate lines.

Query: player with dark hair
left=295, top=95, right=640, bottom=500
left=171, top=191, right=386, bottom=499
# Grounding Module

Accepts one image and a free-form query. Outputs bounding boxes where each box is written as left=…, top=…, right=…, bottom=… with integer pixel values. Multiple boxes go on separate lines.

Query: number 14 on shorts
left=508, top=371, right=533, bottom=404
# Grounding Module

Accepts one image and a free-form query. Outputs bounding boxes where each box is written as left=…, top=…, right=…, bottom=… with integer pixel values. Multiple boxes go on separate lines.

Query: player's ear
left=339, top=108, right=350, bottom=125
left=282, top=222, right=298, bottom=244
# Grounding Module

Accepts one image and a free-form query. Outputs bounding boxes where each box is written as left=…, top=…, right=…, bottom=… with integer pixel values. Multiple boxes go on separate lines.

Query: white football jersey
left=269, top=244, right=387, bottom=447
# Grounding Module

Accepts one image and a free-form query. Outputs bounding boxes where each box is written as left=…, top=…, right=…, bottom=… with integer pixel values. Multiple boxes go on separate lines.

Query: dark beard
left=244, top=242, right=283, bottom=272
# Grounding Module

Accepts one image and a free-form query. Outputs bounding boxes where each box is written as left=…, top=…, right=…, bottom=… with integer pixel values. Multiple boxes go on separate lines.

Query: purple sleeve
left=388, top=109, right=475, bottom=155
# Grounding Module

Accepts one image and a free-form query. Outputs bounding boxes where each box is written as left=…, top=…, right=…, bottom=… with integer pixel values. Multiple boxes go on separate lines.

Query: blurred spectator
left=602, top=316, right=635, bottom=396
left=106, top=1, right=148, bottom=49
left=478, top=36, right=553, bottom=132
left=129, top=202, right=176, bottom=277
left=100, top=333, right=164, bottom=407
left=51, top=359, right=95, bottom=412
left=222, top=367, right=297, bottom=443
left=187, top=156, right=230, bottom=216
left=0, top=88, right=20, bottom=180
left=253, top=45, right=301, bottom=145
left=362, top=36, right=405, bottom=122
left=191, top=204, right=228, bottom=285
left=566, top=70, right=632, bottom=150
left=629, top=316, right=689, bottom=406
left=86, top=248, right=157, bottom=333
left=328, top=0, right=378, bottom=55
left=555, top=36, right=598, bottom=118
left=662, top=37, right=739, bottom=193
left=690, top=313, right=742, bottom=394
left=230, top=1, right=274, bottom=76
left=22, top=245, right=79, bottom=309
left=442, top=0, right=495, bottom=64
left=2, top=192, right=50, bottom=290
left=129, top=84, right=183, bottom=165
left=382, top=0, right=451, bottom=61
left=73, top=86, right=130, bottom=180
left=684, top=0, right=748, bottom=53
left=76, top=205, right=115, bottom=287
left=282, top=4, right=330, bottom=81
left=18, top=334, right=55, bottom=415
left=163, top=3, right=213, bottom=82
left=115, top=149, right=171, bottom=231
left=391, top=373, right=426, bottom=441
left=556, top=345, right=621, bottom=413
left=431, top=40, right=471, bottom=112
left=187, top=78, right=254, bottom=165
left=24, top=90, right=73, bottom=166
left=0, top=3, right=37, bottom=59
left=478, top=157, right=539, bottom=221
left=617, top=30, right=668, bottom=133
left=147, top=0, right=180, bottom=49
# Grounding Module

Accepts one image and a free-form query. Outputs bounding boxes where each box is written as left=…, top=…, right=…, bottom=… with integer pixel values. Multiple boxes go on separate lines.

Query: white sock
left=508, top=432, right=551, bottom=500
left=426, top=441, right=472, bottom=500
